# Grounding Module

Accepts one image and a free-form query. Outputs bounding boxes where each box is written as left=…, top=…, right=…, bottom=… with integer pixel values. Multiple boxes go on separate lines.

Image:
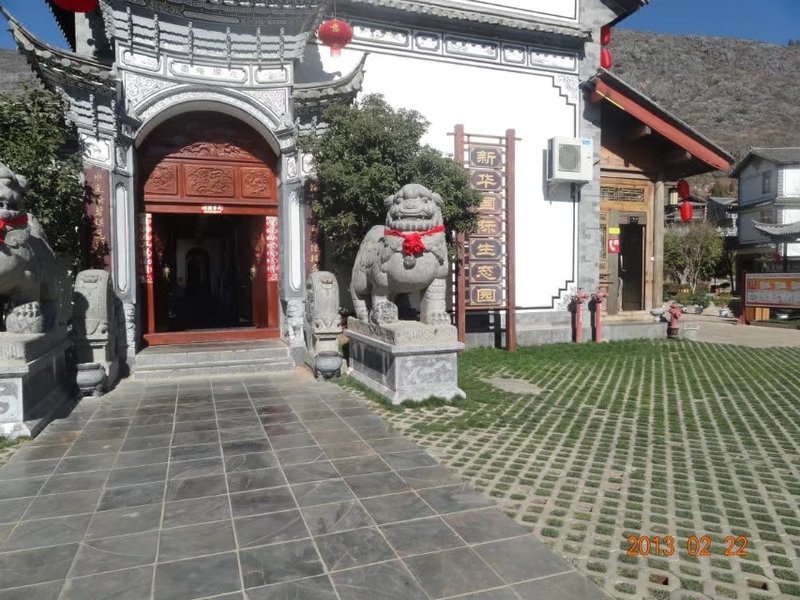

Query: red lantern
left=52, top=0, right=98, bottom=12
left=317, top=18, right=354, bottom=57
left=677, top=179, right=690, bottom=201
left=680, top=200, right=693, bottom=223
left=600, top=25, right=612, bottom=46
left=600, top=48, right=613, bottom=69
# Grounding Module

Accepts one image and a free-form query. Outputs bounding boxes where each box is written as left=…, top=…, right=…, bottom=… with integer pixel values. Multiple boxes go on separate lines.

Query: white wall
left=453, top=0, right=578, bottom=21
left=320, top=46, right=579, bottom=308
left=781, top=166, right=800, bottom=197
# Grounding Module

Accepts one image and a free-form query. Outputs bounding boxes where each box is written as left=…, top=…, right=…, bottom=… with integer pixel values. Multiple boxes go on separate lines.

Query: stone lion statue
left=0, top=163, right=64, bottom=334
left=351, top=183, right=449, bottom=326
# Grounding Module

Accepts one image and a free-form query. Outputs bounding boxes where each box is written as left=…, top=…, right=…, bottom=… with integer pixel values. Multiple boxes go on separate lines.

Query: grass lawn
left=365, top=340, right=800, bottom=600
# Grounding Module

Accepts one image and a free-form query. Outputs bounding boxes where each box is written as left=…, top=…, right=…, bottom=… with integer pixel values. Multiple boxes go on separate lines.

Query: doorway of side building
left=600, top=179, right=653, bottom=315
left=137, top=111, right=280, bottom=346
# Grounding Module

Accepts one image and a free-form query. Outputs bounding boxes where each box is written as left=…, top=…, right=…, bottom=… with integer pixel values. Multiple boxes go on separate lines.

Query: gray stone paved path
left=0, top=369, right=606, bottom=600
left=685, top=314, right=800, bottom=347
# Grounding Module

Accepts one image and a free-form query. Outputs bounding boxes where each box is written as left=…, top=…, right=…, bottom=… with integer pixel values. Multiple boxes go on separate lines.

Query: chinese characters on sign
left=464, top=144, right=507, bottom=309
left=455, top=126, right=517, bottom=351
left=139, top=213, right=154, bottom=284
left=265, top=216, right=279, bottom=282
left=745, top=273, right=800, bottom=309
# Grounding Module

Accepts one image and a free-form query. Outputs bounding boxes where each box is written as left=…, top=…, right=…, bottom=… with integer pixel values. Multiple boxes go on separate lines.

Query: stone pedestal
left=346, top=319, right=465, bottom=404
left=0, top=329, right=74, bottom=439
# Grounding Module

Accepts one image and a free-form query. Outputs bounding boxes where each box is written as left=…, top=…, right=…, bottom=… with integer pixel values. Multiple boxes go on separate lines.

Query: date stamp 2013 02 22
left=627, top=535, right=749, bottom=558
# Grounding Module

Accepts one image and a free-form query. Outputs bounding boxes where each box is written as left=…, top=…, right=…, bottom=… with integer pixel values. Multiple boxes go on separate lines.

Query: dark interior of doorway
left=620, top=223, right=644, bottom=311
left=152, top=214, right=255, bottom=332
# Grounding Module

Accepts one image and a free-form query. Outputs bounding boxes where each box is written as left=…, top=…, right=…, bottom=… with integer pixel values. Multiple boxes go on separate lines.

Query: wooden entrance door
left=138, top=112, right=280, bottom=346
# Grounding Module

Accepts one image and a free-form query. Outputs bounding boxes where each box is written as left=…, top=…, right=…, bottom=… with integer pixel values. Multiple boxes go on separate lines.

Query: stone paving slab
left=0, top=369, right=607, bottom=600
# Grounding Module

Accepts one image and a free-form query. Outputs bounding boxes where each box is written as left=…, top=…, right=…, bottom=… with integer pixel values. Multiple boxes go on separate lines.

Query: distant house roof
left=588, top=69, right=734, bottom=174
left=730, top=147, right=800, bottom=177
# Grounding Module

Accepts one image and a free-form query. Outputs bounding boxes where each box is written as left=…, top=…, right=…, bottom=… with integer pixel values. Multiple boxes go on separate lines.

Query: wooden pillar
left=653, top=176, right=666, bottom=307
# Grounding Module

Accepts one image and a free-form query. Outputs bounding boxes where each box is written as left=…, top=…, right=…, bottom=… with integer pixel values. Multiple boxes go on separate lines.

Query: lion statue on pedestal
left=0, top=163, right=64, bottom=334
left=351, top=183, right=449, bottom=326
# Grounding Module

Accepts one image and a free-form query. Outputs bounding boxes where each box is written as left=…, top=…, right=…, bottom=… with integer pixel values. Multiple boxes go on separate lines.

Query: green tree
left=0, top=85, right=84, bottom=261
left=298, top=94, right=480, bottom=264
left=663, top=222, right=723, bottom=293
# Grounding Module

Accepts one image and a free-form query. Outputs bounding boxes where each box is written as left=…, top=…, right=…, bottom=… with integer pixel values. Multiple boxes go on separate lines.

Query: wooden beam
left=593, top=79, right=731, bottom=171
left=627, top=125, right=652, bottom=142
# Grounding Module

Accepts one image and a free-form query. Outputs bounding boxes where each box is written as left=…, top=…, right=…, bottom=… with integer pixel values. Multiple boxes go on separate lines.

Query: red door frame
left=138, top=113, right=281, bottom=346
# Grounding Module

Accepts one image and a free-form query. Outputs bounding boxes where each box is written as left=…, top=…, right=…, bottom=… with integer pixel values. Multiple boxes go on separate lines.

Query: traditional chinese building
left=8, top=0, right=727, bottom=364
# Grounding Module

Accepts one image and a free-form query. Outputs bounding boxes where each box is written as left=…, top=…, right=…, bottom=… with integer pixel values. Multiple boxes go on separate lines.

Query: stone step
left=132, top=341, right=295, bottom=380
left=133, top=356, right=295, bottom=380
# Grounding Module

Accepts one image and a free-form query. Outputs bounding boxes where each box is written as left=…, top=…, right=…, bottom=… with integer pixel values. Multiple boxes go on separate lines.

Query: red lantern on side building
left=52, top=0, right=98, bottom=12
left=677, top=178, right=692, bottom=222
left=600, top=25, right=612, bottom=46
left=679, top=200, right=694, bottom=223
left=677, top=179, right=690, bottom=201
left=600, top=48, right=613, bottom=69
left=317, top=18, right=354, bottom=57
left=600, top=24, right=613, bottom=69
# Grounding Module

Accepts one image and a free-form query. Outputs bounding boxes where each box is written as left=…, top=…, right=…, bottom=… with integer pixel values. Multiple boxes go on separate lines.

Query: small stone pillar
left=303, top=271, right=343, bottom=379
left=73, top=270, right=123, bottom=395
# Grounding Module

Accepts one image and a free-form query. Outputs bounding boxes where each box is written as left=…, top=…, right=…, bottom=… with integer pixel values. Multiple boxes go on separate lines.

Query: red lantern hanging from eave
left=52, top=0, right=98, bottom=12
left=600, top=48, right=613, bottom=69
left=317, top=18, right=354, bottom=57
left=677, top=178, right=690, bottom=201
left=679, top=200, right=693, bottom=223
left=600, top=25, right=612, bottom=46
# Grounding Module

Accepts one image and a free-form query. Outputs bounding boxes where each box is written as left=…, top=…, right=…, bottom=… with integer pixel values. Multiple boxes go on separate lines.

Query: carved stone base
left=346, top=326, right=465, bottom=405
left=347, top=317, right=458, bottom=346
left=0, top=333, right=74, bottom=439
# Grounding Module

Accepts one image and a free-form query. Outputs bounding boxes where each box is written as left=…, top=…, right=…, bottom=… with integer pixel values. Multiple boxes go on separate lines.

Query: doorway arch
left=137, top=111, right=280, bottom=345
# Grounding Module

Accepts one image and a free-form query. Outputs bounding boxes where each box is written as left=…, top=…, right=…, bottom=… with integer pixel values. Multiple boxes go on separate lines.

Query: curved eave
left=294, top=54, right=366, bottom=111
left=753, top=220, right=800, bottom=242
left=338, top=0, right=589, bottom=43
left=2, top=7, right=118, bottom=96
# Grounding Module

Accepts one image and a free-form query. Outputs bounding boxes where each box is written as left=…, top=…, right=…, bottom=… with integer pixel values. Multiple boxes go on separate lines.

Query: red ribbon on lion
left=0, top=214, right=28, bottom=244
left=384, top=225, right=445, bottom=257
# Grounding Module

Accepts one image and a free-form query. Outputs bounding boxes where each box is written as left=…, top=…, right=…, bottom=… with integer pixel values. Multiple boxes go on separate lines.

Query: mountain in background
left=614, top=30, right=800, bottom=192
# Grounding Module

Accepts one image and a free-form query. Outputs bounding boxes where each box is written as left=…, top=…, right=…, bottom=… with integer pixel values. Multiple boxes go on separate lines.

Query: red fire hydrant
left=569, top=290, right=590, bottom=343
left=591, top=290, right=608, bottom=342
left=667, top=302, right=682, bottom=339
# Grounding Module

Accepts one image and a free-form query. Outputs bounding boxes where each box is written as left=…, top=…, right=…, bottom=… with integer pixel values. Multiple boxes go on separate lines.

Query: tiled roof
left=2, top=7, right=118, bottom=96
left=294, top=54, right=366, bottom=113
left=731, top=148, right=800, bottom=177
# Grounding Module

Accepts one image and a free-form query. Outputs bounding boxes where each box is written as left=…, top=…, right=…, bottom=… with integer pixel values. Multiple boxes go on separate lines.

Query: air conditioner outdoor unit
left=547, top=137, right=594, bottom=184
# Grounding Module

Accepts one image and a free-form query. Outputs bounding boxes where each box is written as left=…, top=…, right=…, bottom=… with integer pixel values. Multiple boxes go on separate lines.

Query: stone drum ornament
left=304, top=271, right=343, bottom=379
left=347, top=183, right=465, bottom=404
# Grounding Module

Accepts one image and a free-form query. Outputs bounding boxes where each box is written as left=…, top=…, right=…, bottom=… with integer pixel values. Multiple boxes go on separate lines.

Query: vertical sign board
left=454, top=125, right=517, bottom=351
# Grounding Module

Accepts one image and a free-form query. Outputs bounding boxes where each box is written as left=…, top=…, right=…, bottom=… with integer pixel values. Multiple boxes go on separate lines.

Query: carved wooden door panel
left=138, top=112, right=281, bottom=345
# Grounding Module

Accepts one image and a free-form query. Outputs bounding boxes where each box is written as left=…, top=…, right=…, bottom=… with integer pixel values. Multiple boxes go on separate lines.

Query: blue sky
left=0, top=0, right=798, bottom=49
left=619, top=0, right=800, bottom=46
